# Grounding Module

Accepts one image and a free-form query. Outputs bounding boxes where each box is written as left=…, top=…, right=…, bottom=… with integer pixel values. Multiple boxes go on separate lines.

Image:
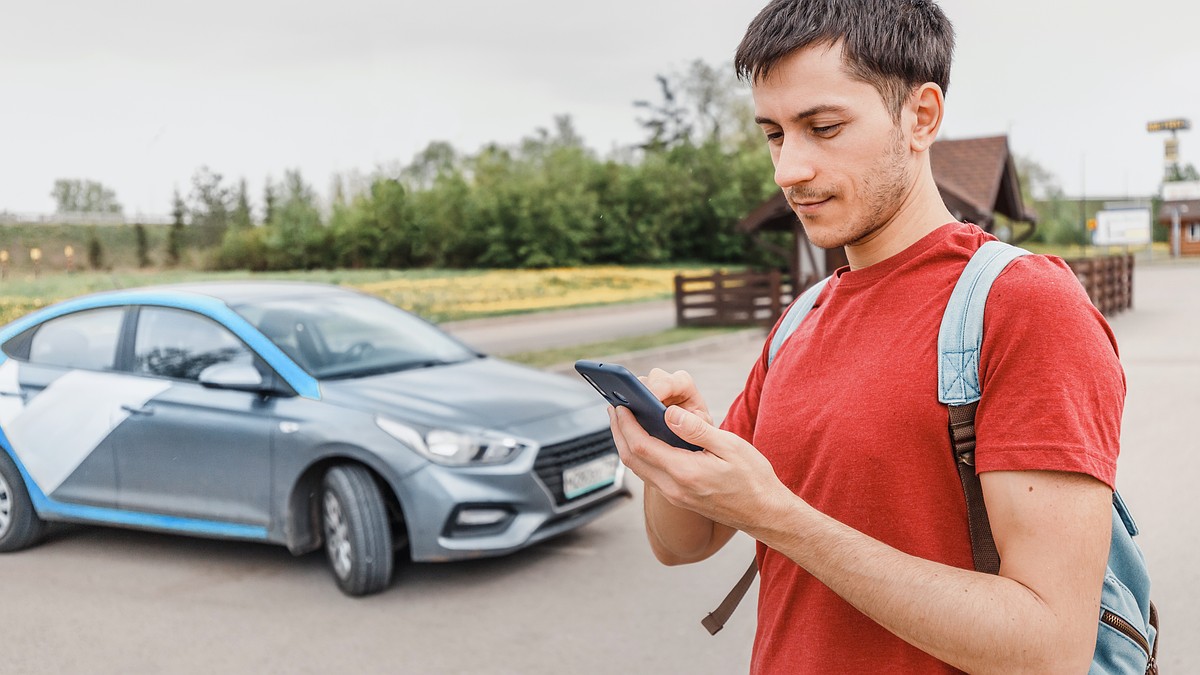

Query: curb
left=542, top=327, right=767, bottom=376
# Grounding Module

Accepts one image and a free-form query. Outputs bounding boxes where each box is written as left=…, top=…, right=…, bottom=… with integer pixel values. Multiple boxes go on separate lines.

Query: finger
left=608, top=406, right=669, bottom=481
left=639, top=369, right=713, bottom=424
left=639, top=368, right=677, bottom=401
left=663, top=405, right=730, bottom=456
left=611, top=405, right=699, bottom=480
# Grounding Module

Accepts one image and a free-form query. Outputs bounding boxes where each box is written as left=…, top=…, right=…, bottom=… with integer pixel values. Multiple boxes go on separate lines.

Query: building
left=1158, top=199, right=1200, bottom=256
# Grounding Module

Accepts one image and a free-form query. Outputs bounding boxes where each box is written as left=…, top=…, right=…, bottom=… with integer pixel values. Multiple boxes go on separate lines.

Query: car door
left=109, top=306, right=275, bottom=527
left=0, top=306, right=130, bottom=508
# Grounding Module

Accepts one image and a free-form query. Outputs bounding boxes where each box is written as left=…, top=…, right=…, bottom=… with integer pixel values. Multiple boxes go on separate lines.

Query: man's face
left=752, top=44, right=915, bottom=250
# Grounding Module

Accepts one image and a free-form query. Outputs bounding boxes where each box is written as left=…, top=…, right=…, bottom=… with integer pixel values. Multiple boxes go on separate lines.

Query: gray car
left=0, top=281, right=629, bottom=595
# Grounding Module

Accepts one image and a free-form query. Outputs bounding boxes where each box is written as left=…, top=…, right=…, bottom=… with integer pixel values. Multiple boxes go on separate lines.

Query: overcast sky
left=2, top=0, right=1198, bottom=217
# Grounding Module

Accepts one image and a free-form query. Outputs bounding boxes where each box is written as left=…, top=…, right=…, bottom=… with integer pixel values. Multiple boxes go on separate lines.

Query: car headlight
left=375, top=417, right=529, bottom=466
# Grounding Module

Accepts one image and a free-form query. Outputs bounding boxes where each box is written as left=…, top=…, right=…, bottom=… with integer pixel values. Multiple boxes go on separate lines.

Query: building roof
left=1157, top=200, right=1200, bottom=224
left=739, top=134, right=1036, bottom=234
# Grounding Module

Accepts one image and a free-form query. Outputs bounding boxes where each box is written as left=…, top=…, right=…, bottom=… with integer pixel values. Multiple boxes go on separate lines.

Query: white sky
left=2, top=0, right=1198, bottom=216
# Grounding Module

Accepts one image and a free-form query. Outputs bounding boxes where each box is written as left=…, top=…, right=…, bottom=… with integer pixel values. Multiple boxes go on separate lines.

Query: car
left=0, top=281, right=629, bottom=595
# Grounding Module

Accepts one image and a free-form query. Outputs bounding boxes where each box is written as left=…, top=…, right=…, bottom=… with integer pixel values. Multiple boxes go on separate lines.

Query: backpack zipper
left=1100, top=608, right=1150, bottom=659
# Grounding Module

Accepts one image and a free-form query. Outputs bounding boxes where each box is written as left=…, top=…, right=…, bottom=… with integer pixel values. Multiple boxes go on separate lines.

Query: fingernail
left=665, top=405, right=685, bottom=425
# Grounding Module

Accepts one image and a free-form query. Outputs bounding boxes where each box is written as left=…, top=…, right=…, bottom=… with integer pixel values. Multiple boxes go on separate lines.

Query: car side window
left=27, top=307, right=125, bottom=370
left=134, top=307, right=252, bottom=382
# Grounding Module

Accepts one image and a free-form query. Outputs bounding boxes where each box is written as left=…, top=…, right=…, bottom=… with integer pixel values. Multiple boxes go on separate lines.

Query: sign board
left=1147, top=118, right=1191, bottom=132
left=1162, top=181, right=1200, bottom=201
left=1093, top=208, right=1152, bottom=247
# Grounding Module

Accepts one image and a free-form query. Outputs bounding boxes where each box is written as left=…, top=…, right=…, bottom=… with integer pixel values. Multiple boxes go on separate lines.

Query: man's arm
left=640, top=483, right=739, bottom=565
left=614, top=404, right=1112, bottom=674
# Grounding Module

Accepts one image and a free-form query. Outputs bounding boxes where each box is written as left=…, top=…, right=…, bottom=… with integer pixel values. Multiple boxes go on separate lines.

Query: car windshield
left=234, top=292, right=477, bottom=379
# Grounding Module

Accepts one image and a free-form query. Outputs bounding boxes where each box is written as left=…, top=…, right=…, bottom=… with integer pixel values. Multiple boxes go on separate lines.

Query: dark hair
left=734, top=0, right=955, bottom=118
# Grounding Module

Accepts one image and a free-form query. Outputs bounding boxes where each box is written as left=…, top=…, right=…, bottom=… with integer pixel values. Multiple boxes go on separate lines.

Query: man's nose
left=774, top=139, right=817, bottom=188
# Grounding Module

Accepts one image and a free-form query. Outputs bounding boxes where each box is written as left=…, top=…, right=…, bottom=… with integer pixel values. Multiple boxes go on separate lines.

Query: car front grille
left=533, top=429, right=619, bottom=506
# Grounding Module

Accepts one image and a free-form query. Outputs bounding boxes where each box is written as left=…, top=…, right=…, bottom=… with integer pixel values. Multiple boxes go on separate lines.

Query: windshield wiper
left=320, top=358, right=456, bottom=380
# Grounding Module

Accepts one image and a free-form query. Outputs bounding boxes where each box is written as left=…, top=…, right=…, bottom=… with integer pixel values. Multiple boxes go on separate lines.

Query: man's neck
left=843, top=164, right=956, bottom=270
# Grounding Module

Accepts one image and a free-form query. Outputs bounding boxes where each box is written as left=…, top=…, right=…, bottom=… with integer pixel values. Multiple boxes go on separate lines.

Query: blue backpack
left=704, top=241, right=1158, bottom=674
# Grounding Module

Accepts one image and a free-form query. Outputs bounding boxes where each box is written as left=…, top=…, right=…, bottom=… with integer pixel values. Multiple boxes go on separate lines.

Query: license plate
left=562, top=454, right=619, bottom=500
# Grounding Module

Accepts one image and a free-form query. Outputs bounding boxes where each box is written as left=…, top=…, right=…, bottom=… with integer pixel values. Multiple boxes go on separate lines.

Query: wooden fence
left=674, top=269, right=792, bottom=327
left=675, top=254, right=1135, bottom=327
left=1064, top=254, right=1134, bottom=316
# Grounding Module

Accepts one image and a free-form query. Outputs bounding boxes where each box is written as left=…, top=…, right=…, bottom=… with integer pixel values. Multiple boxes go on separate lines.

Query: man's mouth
left=792, top=196, right=833, bottom=213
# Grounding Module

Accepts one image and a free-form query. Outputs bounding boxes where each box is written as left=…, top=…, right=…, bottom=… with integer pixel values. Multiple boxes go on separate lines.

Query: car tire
left=0, top=450, right=45, bottom=553
left=321, top=464, right=393, bottom=596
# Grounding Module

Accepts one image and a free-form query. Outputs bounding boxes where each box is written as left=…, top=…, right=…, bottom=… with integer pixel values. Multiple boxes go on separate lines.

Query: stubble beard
left=792, top=127, right=912, bottom=250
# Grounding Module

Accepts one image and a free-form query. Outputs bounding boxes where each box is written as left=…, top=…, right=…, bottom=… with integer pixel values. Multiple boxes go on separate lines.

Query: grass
left=504, top=326, right=746, bottom=369
left=0, top=265, right=724, bottom=325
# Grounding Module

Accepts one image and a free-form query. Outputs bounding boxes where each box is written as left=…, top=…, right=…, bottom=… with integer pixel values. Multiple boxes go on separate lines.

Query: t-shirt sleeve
left=974, top=254, right=1125, bottom=489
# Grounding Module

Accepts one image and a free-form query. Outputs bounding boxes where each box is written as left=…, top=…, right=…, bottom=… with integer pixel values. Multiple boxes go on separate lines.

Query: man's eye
left=812, top=124, right=842, bottom=137
left=764, top=131, right=783, bottom=144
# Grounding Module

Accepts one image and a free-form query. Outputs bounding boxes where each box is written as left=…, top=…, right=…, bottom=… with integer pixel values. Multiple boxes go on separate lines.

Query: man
left=608, top=0, right=1124, bottom=672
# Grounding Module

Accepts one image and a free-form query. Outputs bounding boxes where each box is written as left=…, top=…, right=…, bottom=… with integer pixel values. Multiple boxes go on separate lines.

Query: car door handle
left=120, top=404, right=155, bottom=416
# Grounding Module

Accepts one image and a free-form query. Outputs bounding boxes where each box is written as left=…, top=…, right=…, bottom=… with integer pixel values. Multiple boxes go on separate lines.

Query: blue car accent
left=0, top=430, right=268, bottom=540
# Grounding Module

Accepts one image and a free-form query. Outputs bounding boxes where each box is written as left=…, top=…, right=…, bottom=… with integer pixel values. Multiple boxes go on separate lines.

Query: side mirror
left=199, top=362, right=268, bottom=393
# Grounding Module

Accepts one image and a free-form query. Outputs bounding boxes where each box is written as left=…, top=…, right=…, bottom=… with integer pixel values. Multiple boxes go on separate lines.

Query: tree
left=402, top=141, right=460, bottom=191
left=626, top=63, right=771, bottom=263
left=86, top=227, right=105, bottom=270
left=634, top=75, right=692, bottom=152
left=1016, top=156, right=1088, bottom=247
left=262, top=176, right=278, bottom=225
left=264, top=169, right=326, bottom=269
left=1166, top=162, right=1200, bottom=182
left=189, top=166, right=232, bottom=245
left=134, top=223, right=151, bottom=267
left=51, top=179, right=122, bottom=214
left=166, top=189, right=186, bottom=266
left=230, top=178, right=253, bottom=231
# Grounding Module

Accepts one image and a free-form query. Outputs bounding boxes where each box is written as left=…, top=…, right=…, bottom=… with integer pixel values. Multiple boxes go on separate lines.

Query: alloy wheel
left=323, top=491, right=352, bottom=579
left=0, top=471, right=12, bottom=537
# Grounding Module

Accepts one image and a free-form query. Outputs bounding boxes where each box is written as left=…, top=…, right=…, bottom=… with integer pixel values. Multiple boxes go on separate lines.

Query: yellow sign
left=1147, top=118, right=1191, bottom=132
left=1087, top=218, right=1097, bottom=231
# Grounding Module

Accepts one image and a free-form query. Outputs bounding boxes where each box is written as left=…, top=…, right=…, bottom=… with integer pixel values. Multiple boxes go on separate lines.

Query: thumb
left=664, top=405, right=715, bottom=446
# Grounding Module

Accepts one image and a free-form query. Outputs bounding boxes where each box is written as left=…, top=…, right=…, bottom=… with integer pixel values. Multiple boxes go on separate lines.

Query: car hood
left=318, top=356, right=603, bottom=433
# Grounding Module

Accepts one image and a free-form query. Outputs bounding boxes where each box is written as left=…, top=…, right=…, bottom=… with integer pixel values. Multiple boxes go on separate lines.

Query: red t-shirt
left=720, top=222, right=1125, bottom=673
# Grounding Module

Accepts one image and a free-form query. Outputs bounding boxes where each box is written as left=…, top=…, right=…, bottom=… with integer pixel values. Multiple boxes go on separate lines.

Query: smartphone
left=575, top=360, right=703, bottom=451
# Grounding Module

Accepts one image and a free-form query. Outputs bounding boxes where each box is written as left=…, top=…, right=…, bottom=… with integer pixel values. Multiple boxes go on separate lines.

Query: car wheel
left=0, top=451, right=45, bottom=553
left=321, top=465, right=393, bottom=596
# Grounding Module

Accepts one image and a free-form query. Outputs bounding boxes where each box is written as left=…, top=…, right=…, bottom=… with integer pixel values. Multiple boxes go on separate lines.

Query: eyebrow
left=755, top=104, right=850, bottom=126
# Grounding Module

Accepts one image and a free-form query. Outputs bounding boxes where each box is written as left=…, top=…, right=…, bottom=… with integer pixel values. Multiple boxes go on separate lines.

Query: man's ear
left=908, top=83, right=945, bottom=153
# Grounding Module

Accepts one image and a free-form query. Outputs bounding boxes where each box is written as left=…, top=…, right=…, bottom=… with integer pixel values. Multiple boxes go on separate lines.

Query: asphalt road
left=1, top=263, right=1195, bottom=673
left=440, top=300, right=677, bottom=356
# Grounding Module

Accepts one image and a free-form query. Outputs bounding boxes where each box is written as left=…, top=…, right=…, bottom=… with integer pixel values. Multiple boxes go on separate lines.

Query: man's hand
left=611, top=403, right=792, bottom=533
left=606, top=368, right=754, bottom=564
left=608, top=368, right=793, bottom=566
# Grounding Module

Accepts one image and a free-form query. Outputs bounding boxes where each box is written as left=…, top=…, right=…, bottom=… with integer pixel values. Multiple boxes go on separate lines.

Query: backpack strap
left=767, top=275, right=832, bottom=368
left=939, top=240, right=1030, bottom=575
left=938, top=240, right=1031, bottom=406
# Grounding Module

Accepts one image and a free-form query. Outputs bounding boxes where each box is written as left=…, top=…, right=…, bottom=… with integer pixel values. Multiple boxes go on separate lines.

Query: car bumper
left=397, top=429, right=631, bottom=562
